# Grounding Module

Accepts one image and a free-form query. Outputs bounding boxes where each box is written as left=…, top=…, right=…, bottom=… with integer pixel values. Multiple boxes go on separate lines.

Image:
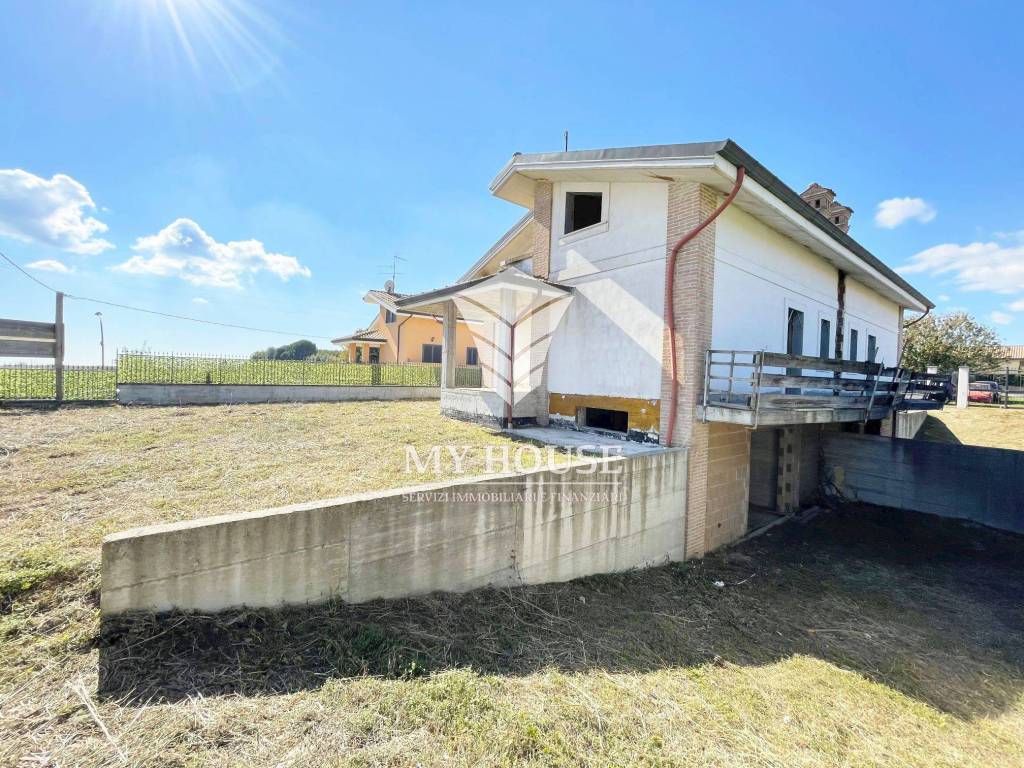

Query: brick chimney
left=801, top=183, right=853, bottom=233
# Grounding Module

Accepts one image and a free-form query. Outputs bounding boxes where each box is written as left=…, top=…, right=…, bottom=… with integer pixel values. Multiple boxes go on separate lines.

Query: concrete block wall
left=705, top=423, right=751, bottom=552
left=101, top=448, right=689, bottom=615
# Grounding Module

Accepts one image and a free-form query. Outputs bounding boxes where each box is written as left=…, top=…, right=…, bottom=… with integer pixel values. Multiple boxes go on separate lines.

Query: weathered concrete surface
left=880, top=409, right=928, bottom=440
left=101, top=448, right=688, bottom=615
left=823, top=433, right=1024, bottom=534
left=441, top=387, right=545, bottom=426
left=117, top=383, right=439, bottom=406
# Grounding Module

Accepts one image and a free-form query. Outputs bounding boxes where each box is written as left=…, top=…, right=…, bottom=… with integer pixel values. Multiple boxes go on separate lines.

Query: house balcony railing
left=698, top=349, right=934, bottom=427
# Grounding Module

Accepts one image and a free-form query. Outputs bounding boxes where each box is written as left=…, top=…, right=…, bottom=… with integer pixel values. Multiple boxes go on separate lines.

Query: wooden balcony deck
left=698, top=350, right=944, bottom=427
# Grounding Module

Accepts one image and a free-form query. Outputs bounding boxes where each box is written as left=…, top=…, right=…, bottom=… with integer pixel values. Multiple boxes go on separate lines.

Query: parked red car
left=968, top=381, right=1001, bottom=404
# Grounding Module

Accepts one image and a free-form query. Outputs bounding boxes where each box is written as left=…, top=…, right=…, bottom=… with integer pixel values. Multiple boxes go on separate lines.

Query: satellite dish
left=384, top=279, right=395, bottom=293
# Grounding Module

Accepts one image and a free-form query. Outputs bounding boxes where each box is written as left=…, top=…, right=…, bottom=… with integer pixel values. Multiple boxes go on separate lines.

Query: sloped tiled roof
left=331, top=328, right=387, bottom=344
left=1001, top=345, right=1024, bottom=360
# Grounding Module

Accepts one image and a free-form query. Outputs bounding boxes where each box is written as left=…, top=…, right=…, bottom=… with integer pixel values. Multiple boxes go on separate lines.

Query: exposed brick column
left=531, top=181, right=553, bottom=280
left=659, top=182, right=719, bottom=560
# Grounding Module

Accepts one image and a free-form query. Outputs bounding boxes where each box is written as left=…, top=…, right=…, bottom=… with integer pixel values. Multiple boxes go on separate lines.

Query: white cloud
left=26, top=259, right=73, bottom=273
left=0, top=169, right=113, bottom=254
left=898, top=240, right=1024, bottom=294
left=191, top=297, right=209, bottom=304
left=874, top=197, right=937, bottom=229
left=990, top=310, right=1013, bottom=325
left=937, top=294, right=951, bottom=302
left=115, top=218, right=310, bottom=289
left=1009, top=298, right=1024, bottom=312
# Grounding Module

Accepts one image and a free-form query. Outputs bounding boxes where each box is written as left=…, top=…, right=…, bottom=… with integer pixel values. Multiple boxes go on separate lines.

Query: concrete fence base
left=117, top=383, right=439, bottom=406
left=101, top=448, right=688, bottom=615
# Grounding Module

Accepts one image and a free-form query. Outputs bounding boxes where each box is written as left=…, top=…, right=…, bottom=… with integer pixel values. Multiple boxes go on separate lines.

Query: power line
left=0, top=251, right=62, bottom=293
left=0, top=251, right=334, bottom=341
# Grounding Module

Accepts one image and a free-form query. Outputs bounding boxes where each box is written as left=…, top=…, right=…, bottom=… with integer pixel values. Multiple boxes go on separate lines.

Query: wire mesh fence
left=116, top=352, right=483, bottom=388
left=0, top=364, right=117, bottom=401
left=0, top=352, right=484, bottom=402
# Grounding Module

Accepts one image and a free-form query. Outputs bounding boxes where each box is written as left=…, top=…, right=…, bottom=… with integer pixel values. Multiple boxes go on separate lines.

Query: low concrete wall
left=880, top=409, right=929, bottom=439
left=117, top=383, right=439, bottom=406
left=101, top=448, right=688, bottom=615
left=822, top=433, right=1024, bottom=534
left=441, top=387, right=545, bottom=426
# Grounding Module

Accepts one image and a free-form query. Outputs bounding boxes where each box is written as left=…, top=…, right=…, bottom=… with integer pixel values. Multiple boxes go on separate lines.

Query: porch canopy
left=397, top=268, right=572, bottom=422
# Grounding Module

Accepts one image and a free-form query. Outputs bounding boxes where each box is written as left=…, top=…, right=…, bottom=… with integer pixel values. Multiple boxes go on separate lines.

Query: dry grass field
left=917, top=405, right=1024, bottom=451
left=2, top=402, right=1024, bottom=767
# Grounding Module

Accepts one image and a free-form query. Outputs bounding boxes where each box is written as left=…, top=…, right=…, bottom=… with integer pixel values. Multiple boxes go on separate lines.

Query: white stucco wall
left=844, top=276, right=900, bottom=366
left=546, top=181, right=667, bottom=399
left=712, top=205, right=900, bottom=367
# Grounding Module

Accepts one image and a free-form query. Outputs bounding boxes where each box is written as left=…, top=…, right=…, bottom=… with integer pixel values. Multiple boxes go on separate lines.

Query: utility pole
left=95, top=311, right=105, bottom=367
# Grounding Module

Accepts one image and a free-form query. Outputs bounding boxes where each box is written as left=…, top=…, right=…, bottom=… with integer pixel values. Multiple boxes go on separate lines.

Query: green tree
left=250, top=340, right=318, bottom=360
left=902, top=311, right=1002, bottom=372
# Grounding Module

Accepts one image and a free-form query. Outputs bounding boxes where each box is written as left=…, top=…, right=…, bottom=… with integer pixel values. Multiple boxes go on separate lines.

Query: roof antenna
left=564, top=130, right=569, bottom=152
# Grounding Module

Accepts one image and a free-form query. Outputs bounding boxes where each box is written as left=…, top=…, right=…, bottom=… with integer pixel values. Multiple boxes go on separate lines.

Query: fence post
left=54, top=292, right=64, bottom=403
left=956, top=366, right=969, bottom=409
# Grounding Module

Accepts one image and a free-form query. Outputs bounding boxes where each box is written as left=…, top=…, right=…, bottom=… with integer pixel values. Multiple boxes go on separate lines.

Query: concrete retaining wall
left=440, top=387, right=545, bottom=426
left=879, top=409, right=929, bottom=439
left=822, top=433, right=1024, bottom=534
left=101, top=448, right=688, bottom=615
left=117, top=383, right=439, bottom=406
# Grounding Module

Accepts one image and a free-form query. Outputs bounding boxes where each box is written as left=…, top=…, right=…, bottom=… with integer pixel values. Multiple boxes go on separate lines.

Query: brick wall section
left=531, top=181, right=553, bottom=280
left=705, top=423, right=751, bottom=552
left=659, top=182, right=719, bottom=559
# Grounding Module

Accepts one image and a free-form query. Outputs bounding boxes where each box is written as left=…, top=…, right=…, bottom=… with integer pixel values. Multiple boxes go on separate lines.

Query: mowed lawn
left=917, top=405, right=1024, bottom=450
left=2, top=402, right=1024, bottom=767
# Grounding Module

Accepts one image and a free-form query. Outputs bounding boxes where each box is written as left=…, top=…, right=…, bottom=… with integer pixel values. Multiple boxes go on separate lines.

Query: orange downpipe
left=664, top=166, right=745, bottom=446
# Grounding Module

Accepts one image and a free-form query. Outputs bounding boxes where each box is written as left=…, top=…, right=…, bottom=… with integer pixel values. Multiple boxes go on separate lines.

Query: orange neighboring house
left=333, top=282, right=480, bottom=366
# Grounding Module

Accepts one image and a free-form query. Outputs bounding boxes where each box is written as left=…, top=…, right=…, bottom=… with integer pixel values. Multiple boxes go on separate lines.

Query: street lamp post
left=95, top=312, right=105, bottom=368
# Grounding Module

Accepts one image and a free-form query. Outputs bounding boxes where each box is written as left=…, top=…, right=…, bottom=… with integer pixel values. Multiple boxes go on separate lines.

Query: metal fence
left=116, top=352, right=484, bottom=389
left=0, top=353, right=484, bottom=403
left=0, top=364, right=116, bottom=401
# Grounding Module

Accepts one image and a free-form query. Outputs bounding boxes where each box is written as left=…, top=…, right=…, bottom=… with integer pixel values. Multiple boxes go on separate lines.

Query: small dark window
left=368, top=347, right=380, bottom=364
left=815, top=199, right=821, bottom=208
left=466, top=347, right=479, bottom=366
left=786, top=308, right=804, bottom=355
left=564, top=192, right=602, bottom=234
left=355, top=347, right=363, bottom=363
left=867, top=335, right=877, bottom=363
left=582, top=407, right=628, bottom=433
left=384, top=310, right=396, bottom=323
left=849, top=329, right=859, bottom=361
left=834, top=216, right=840, bottom=224
left=422, top=343, right=442, bottom=364
left=819, top=318, right=831, bottom=359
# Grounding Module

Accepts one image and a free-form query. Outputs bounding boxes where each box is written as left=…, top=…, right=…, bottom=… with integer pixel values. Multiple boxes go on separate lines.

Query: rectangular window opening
left=867, top=335, right=877, bottom=363
left=368, top=347, right=380, bottom=364
left=580, top=407, right=628, bottom=433
left=384, top=310, right=396, bottom=323
left=564, top=192, right=603, bottom=234
left=422, top=344, right=442, bottom=364
left=849, top=329, right=859, bottom=361
left=466, top=347, right=479, bottom=366
left=819, top=318, right=831, bottom=359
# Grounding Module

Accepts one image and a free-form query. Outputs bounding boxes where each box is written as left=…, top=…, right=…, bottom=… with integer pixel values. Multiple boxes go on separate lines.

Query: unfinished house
left=396, top=140, right=934, bottom=557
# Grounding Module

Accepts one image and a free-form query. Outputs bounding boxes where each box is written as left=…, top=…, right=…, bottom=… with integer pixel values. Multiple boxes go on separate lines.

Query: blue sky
left=2, top=1, right=1022, bottom=363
